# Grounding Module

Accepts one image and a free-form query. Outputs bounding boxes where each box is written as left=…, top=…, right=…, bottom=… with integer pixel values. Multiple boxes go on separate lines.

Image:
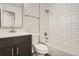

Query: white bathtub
left=43, top=42, right=74, bottom=56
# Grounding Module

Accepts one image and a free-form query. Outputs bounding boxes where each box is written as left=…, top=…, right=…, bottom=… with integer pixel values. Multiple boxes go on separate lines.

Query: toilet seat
left=34, top=44, right=48, bottom=54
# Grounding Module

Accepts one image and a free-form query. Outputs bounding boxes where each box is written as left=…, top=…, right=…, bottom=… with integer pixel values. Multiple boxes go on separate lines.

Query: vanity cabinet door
left=16, top=43, right=32, bottom=56
left=16, top=35, right=32, bottom=56
left=0, top=48, right=12, bottom=56
left=12, top=35, right=32, bottom=56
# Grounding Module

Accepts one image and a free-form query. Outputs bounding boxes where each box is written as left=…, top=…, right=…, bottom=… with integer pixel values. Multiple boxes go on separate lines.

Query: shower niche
left=0, top=4, right=23, bottom=28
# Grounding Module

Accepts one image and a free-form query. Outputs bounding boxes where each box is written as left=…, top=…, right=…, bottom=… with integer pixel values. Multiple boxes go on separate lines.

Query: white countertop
left=0, top=31, right=32, bottom=38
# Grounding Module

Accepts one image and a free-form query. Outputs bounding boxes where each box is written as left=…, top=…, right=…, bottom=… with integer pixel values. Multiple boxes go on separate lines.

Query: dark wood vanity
left=0, top=35, right=32, bottom=56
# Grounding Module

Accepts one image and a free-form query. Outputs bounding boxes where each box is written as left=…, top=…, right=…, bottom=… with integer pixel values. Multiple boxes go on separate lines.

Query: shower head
left=45, top=9, right=49, bottom=13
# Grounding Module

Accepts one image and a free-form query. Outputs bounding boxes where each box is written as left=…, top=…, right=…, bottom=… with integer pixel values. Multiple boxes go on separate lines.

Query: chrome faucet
left=9, top=27, right=16, bottom=33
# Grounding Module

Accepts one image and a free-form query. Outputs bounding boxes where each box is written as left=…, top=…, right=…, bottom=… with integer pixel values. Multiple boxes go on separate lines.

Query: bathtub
left=43, top=42, right=74, bottom=56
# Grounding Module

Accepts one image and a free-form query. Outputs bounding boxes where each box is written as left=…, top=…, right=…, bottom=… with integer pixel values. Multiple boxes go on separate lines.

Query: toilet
left=32, top=34, right=48, bottom=56
left=33, top=43, right=48, bottom=56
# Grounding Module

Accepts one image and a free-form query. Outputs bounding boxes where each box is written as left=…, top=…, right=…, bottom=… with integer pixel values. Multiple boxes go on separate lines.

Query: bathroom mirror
left=2, top=10, right=15, bottom=27
left=0, top=3, right=23, bottom=28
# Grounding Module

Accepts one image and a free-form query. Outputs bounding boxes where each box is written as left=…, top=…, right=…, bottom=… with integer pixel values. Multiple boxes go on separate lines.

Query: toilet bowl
left=33, top=43, right=48, bottom=56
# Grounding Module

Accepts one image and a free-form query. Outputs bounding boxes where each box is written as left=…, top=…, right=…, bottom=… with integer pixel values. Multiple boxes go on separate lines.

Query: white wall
left=23, top=3, right=39, bottom=34
left=23, top=3, right=39, bottom=45
left=23, top=3, right=49, bottom=45
left=49, top=3, right=79, bottom=55
left=40, top=3, right=49, bottom=43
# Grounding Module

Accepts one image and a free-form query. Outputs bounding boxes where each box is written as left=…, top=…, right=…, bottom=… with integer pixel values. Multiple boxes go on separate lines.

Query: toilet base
left=33, top=51, right=47, bottom=56
left=32, top=43, right=48, bottom=56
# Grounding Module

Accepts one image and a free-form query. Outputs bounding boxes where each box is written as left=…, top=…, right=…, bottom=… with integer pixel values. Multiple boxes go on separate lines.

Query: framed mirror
left=2, top=10, right=15, bottom=27
left=0, top=3, right=23, bottom=28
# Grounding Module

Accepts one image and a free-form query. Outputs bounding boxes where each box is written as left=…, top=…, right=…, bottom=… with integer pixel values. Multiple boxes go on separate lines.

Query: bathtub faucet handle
left=44, top=33, right=47, bottom=36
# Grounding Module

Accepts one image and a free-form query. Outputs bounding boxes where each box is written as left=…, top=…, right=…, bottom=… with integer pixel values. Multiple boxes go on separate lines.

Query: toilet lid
left=34, top=44, right=48, bottom=51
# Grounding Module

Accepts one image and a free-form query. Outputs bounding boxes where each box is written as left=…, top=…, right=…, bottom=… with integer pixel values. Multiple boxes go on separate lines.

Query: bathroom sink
left=0, top=30, right=32, bottom=38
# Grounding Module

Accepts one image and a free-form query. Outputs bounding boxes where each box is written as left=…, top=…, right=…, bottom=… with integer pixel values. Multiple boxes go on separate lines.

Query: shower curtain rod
left=25, top=14, right=39, bottom=19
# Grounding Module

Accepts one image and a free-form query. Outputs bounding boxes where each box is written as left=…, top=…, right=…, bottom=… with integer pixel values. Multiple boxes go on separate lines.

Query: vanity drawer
left=0, top=48, right=12, bottom=56
left=0, top=35, right=32, bottom=49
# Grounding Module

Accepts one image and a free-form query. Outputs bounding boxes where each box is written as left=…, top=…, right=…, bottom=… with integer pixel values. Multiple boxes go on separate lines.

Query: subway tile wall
left=49, top=3, right=79, bottom=55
